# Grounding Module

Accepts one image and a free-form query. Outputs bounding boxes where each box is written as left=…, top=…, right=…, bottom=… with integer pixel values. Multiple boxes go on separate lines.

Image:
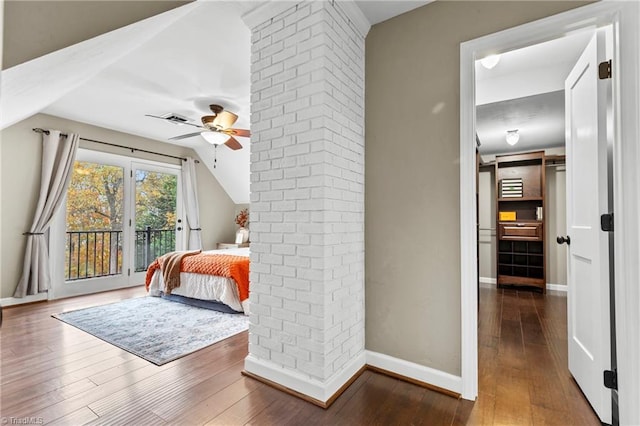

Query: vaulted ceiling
left=3, top=0, right=588, bottom=198
left=1, top=0, right=431, bottom=204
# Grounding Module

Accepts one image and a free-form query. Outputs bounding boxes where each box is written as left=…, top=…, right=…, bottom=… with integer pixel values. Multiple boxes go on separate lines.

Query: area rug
left=53, top=297, right=249, bottom=365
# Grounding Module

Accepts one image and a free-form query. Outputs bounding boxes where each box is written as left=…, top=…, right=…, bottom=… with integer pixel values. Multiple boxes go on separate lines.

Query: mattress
left=147, top=247, right=250, bottom=314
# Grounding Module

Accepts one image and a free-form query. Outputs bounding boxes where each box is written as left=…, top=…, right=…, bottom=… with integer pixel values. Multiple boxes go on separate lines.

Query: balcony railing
left=133, top=227, right=175, bottom=272
left=65, top=227, right=175, bottom=281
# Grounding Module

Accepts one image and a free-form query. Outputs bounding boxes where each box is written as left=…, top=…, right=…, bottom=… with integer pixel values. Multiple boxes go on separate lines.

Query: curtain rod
left=32, top=128, right=199, bottom=163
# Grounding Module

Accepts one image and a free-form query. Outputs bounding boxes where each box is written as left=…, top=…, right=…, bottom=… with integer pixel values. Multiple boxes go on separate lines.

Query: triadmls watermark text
left=1, top=417, right=44, bottom=425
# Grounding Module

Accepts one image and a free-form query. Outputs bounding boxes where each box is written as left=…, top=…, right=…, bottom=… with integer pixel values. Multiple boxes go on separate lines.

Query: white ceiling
left=1, top=0, right=431, bottom=204
left=475, top=30, right=594, bottom=156
left=4, top=0, right=587, bottom=196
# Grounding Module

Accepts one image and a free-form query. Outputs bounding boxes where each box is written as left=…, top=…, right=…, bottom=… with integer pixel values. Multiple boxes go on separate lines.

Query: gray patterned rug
left=53, top=297, right=249, bottom=365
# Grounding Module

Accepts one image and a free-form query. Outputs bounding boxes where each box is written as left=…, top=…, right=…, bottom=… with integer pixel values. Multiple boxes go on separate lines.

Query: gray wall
left=546, top=166, right=567, bottom=285
left=3, top=0, right=189, bottom=69
left=1, top=113, right=236, bottom=299
left=365, top=0, right=590, bottom=376
left=479, top=167, right=496, bottom=281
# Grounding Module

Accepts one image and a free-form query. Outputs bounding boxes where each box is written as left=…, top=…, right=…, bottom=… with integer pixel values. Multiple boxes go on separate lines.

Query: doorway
left=459, top=2, right=640, bottom=424
left=50, top=149, right=184, bottom=299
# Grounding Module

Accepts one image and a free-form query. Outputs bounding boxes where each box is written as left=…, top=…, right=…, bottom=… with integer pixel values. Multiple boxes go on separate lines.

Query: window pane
left=134, top=170, right=177, bottom=271
left=65, top=161, right=124, bottom=280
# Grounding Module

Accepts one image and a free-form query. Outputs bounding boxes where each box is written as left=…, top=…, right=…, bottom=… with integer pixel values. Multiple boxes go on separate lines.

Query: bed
left=145, top=247, right=250, bottom=314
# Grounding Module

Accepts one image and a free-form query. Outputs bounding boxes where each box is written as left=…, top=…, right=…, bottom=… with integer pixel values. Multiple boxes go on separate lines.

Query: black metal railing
left=65, top=227, right=175, bottom=280
left=66, top=230, right=123, bottom=281
left=134, top=227, right=175, bottom=272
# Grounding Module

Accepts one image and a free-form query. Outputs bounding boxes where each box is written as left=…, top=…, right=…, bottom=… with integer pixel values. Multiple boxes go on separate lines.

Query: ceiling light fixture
left=480, top=54, right=501, bottom=69
left=506, top=129, right=520, bottom=146
left=202, top=111, right=239, bottom=130
left=201, top=131, right=230, bottom=145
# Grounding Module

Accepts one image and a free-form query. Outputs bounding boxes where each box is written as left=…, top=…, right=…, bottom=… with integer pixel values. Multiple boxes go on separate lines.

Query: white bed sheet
left=147, top=247, right=250, bottom=314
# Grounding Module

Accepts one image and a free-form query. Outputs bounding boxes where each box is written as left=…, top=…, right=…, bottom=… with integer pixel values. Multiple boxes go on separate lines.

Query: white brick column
left=243, top=0, right=369, bottom=404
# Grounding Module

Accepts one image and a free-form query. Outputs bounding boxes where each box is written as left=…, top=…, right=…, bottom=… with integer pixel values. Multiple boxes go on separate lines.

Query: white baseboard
left=546, top=283, right=567, bottom=293
left=479, top=278, right=567, bottom=294
left=479, top=277, right=496, bottom=286
left=0, top=292, right=49, bottom=307
left=244, top=351, right=366, bottom=403
left=365, top=350, right=462, bottom=395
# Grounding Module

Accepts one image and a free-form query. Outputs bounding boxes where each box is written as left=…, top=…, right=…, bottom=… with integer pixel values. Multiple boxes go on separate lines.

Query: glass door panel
left=133, top=168, right=180, bottom=272
left=65, top=161, right=125, bottom=281
left=53, top=149, right=183, bottom=299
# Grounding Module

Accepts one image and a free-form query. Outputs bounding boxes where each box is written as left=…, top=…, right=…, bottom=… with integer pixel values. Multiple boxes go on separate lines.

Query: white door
left=564, top=29, right=611, bottom=423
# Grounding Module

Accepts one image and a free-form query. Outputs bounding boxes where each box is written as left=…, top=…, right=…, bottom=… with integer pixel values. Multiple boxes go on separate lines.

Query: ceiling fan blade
left=224, top=136, right=243, bottom=150
left=169, top=131, right=202, bottom=141
left=224, top=128, right=251, bottom=138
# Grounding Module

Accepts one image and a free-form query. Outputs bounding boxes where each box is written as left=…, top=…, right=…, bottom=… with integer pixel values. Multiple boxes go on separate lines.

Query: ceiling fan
left=145, top=104, right=250, bottom=151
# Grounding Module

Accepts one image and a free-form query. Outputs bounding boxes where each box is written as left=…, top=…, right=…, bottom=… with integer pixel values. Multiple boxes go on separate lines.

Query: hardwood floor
left=0, top=286, right=599, bottom=425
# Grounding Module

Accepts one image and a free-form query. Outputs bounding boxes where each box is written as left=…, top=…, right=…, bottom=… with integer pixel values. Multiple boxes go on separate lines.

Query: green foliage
left=65, top=161, right=178, bottom=279
left=135, top=170, right=177, bottom=230
left=66, top=162, right=124, bottom=231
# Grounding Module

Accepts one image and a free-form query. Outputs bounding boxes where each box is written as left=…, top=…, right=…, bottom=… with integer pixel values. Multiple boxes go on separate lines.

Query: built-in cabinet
left=495, top=151, right=546, bottom=292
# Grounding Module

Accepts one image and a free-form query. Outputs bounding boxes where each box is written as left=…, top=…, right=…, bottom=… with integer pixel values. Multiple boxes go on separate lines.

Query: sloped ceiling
left=0, top=0, right=432, bottom=204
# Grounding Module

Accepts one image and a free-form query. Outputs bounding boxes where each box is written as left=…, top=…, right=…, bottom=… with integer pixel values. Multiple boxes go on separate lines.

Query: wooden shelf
left=496, top=151, right=546, bottom=293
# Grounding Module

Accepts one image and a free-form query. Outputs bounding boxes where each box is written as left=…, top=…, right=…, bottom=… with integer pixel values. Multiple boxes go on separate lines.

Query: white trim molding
left=546, top=283, right=568, bottom=293
left=336, top=0, right=371, bottom=38
left=479, top=277, right=496, bottom=285
left=244, top=352, right=366, bottom=404
left=460, top=1, right=640, bottom=422
left=366, top=350, right=462, bottom=395
left=0, top=293, right=49, bottom=307
left=480, top=278, right=567, bottom=293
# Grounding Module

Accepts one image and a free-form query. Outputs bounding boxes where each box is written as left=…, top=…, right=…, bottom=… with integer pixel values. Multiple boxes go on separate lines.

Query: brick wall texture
left=248, top=0, right=365, bottom=383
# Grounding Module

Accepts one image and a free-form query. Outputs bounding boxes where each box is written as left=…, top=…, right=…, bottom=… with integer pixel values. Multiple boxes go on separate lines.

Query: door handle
left=177, top=227, right=182, bottom=231
left=556, top=235, right=571, bottom=245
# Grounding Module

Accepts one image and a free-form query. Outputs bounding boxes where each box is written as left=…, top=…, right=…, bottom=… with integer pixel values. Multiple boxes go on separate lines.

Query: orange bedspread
left=145, top=252, right=250, bottom=301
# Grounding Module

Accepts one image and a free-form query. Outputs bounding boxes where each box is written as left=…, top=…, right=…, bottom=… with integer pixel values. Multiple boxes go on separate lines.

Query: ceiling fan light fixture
left=506, top=129, right=520, bottom=146
left=212, top=110, right=238, bottom=129
left=201, top=131, right=230, bottom=145
left=480, top=54, right=501, bottom=69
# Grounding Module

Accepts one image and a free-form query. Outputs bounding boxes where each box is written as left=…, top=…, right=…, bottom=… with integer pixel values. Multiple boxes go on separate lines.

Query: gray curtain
left=181, top=157, right=202, bottom=250
left=14, top=130, right=79, bottom=297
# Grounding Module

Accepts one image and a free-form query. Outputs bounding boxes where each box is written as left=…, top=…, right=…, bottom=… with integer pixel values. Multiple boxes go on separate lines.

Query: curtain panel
left=181, top=157, right=202, bottom=250
left=14, top=130, right=79, bottom=297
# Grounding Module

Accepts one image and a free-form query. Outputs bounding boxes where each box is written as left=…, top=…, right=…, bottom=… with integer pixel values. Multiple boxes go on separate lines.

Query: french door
left=50, top=149, right=183, bottom=298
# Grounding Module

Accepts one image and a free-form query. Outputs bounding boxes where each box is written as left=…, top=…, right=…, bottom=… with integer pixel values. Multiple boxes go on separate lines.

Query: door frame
left=459, top=2, right=640, bottom=424
left=50, top=149, right=184, bottom=299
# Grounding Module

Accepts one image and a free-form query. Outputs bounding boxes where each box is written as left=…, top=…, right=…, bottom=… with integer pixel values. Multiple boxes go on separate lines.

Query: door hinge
left=128, top=268, right=131, bottom=277
left=129, top=219, right=132, bottom=227
left=604, top=369, right=617, bottom=390
left=130, top=170, right=133, bottom=178
left=599, top=60, right=612, bottom=79
left=601, top=213, right=614, bottom=232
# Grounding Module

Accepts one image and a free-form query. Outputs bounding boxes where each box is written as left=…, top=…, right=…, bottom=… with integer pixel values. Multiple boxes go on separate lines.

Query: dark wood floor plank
left=0, top=285, right=603, bottom=425
left=325, top=372, right=399, bottom=425
left=205, top=381, right=284, bottom=425
left=410, top=391, right=459, bottom=426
